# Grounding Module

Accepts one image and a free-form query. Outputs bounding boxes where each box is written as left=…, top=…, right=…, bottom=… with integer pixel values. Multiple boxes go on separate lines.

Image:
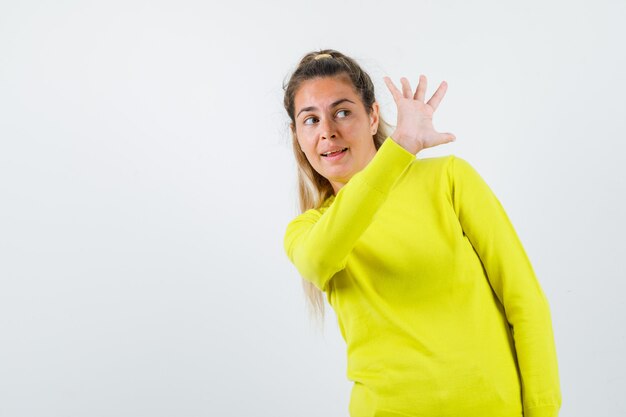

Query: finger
left=383, top=77, right=403, bottom=102
left=427, top=81, right=448, bottom=111
left=414, top=74, right=427, bottom=102
left=400, top=77, right=413, bottom=98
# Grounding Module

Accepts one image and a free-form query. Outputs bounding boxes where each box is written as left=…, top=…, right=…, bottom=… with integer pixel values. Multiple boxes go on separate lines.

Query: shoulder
left=413, top=154, right=455, bottom=168
left=398, top=155, right=482, bottom=196
left=284, top=194, right=334, bottom=234
left=404, top=154, right=457, bottom=180
left=408, top=154, right=479, bottom=179
left=411, top=154, right=474, bottom=169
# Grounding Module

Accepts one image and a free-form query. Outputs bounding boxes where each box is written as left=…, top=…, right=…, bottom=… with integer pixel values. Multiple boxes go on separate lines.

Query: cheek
left=298, top=142, right=318, bottom=164
left=297, top=135, right=316, bottom=155
left=298, top=139, right=311, bottom=154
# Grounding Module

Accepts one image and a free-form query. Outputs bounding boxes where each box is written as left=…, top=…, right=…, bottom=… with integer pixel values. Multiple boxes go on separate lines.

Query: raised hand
left=383, top=75, right=456, bottom=155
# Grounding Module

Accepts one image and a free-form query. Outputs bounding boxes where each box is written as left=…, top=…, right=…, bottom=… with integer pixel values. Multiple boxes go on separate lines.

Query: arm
left=284, top=73, right=456, bottom=291
left=284, top=137, right=415, bottom=291
left=450, top=156, right=562, bottom=417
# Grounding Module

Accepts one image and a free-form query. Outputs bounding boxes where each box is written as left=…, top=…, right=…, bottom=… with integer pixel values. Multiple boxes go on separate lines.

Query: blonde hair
left=283, top=49, right=391, bottom=322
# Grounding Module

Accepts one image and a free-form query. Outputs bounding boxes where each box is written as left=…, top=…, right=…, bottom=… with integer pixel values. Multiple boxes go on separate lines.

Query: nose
left=320, top=117, right=337, bottom=140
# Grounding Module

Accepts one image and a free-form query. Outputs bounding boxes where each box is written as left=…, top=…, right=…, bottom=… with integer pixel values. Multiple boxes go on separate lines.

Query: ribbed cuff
left=353, top=137, right=415, bottom=194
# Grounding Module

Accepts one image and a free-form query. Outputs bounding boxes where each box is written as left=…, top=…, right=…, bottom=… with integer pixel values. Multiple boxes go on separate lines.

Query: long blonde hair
left=282, top=49, right=391, bottom=322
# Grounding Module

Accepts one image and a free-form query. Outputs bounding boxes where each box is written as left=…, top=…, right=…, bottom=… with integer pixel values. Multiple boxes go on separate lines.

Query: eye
left=336, top=109, right=350, bottom=118
left=303, top=116, right=318, bottom=125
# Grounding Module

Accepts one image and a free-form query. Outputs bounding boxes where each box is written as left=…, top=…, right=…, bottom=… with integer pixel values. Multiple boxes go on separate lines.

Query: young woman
left=282, top=49, right=561, bottom=417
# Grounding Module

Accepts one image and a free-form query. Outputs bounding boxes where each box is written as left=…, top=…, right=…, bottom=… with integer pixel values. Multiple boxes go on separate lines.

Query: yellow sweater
left=284, top=137, right=562, bottom=417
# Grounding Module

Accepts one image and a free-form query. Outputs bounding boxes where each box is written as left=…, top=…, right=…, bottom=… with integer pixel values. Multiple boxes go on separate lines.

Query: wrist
left=390, top=130, right=423, bottom=155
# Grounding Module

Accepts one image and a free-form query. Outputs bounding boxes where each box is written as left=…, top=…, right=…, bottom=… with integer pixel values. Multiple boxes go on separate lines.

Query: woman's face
left=293, top=75, right=379, bottom=194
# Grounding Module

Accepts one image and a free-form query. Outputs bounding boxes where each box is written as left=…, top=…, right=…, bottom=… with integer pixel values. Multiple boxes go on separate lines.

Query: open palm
left=384, top=75, right=456, bottom=154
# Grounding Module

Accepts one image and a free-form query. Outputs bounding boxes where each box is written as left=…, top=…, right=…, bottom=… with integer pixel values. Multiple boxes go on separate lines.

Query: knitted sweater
left=284, top=137, right=561, bottom=417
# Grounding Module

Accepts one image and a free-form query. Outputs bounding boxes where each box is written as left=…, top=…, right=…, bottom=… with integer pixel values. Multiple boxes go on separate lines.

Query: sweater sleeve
left=449, top=156, right=562, bottom=417
left=283, top=137, right=415, bottom=292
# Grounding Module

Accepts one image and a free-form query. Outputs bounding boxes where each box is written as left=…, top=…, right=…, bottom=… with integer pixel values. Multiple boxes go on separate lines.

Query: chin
left=325, top=171, right=353, bottom=185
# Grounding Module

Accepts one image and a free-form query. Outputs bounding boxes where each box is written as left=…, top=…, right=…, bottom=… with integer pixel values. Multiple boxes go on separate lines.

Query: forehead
left=294, top=75, right=360, bottom=108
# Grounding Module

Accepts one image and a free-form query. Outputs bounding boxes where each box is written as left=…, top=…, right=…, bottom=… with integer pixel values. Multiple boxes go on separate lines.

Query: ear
left=369, top=102, right=380, bottom=135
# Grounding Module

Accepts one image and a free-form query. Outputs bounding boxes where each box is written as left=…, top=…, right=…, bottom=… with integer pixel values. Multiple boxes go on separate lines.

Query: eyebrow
left=296, top=98, right=356, bottom=119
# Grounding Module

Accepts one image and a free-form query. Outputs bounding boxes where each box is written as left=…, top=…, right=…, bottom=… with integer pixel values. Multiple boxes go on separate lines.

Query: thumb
left=440, top=132, right=456, bottom=143
left=424, top=132, right=456, bottom=150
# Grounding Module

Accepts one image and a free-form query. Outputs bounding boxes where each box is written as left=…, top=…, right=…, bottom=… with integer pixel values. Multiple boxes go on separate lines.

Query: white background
left=1, top=1, right=625, bottom=416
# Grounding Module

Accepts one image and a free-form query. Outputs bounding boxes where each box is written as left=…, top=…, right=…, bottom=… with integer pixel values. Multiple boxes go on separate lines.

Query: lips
left=320, top=147, right=348, bottom=157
